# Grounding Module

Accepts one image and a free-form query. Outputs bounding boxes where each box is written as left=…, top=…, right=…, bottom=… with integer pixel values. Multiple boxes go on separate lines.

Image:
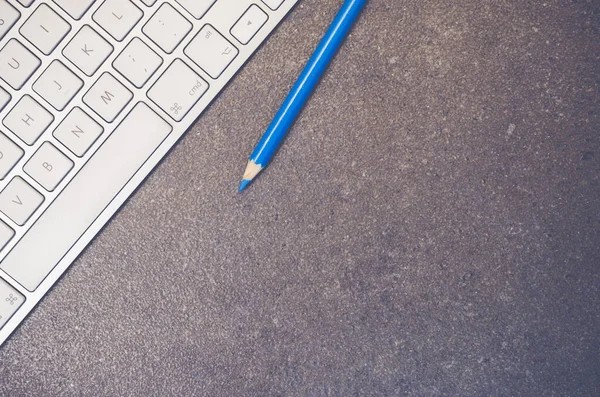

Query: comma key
left=147, top=59, right=208, bottom=122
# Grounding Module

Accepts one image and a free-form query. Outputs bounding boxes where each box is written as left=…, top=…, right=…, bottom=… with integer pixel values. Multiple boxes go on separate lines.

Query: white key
left=33, top=60, right=83, bottom=111
left=185, top=25, right=238, bottom=79
left=16, top=0, right=34, bottom=7
left=142, top=4, right=192, bottom=54
left=175, top=0, right=216, bottom=20
left=0, top=221, right=14, bottom=251
left=0, top=133, right=24, bottom=180
left=63, top=25, right=114, bottom=76
left=231, top=5, right=269, bottom=45
left=0, top=2, right=20, bottom=41
left=3, top=95, right=54, bottom=146
left=140, top=0, right=157, bottom=6
left=0, top=87, right=10, bottom=112
left=0, top=177, right=44, bottom=225
left=113, top=37, right=162, bottom=88
left=0, top=39, right=41, bottom=90
left=20, top=4, right=71, bottom=55
left=53, top=107, right=103, bottom=157
left=148, top=59, right=208, bottom=121
left=1, top=103, right=171, bottom=291
left=261, top=0, right=285, bottom=10
left=0, top=278, right=23, bottom=329
left=53, top=0, right=96, bottom=20
left=83, top=73, right=133, bottom=122
left=93, top=0, right=143, bottom=42
left=24, top=142, right=74, bottom=192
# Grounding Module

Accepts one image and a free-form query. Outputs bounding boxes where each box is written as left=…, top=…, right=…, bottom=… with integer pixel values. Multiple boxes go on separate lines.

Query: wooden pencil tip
left=243, top=160, right=263, bottom=180
left=238, top=161, right=263, bottom=192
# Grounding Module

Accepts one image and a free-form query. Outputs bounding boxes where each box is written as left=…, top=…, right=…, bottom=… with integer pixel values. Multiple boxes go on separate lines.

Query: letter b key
left=24, top=142, right=74, bottom=192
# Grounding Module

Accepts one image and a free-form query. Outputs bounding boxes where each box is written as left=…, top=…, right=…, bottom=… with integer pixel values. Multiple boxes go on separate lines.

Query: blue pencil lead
left=239, top=179, right=251, bottom=192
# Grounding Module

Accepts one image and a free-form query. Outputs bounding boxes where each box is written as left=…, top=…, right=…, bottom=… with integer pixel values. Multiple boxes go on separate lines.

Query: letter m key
left=101, top=91, right=114, bottom=104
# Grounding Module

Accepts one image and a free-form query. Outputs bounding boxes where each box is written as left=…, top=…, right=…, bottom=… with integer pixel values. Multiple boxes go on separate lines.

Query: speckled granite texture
left=1, top=0, right=599, bottom=395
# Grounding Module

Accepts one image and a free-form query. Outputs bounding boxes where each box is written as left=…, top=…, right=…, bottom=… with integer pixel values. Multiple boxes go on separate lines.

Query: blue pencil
left=239, top=0, right=368, bottom=192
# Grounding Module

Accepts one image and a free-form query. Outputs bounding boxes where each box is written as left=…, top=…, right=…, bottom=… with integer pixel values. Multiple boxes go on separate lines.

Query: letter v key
left=0, top=177, right=44, bottom=226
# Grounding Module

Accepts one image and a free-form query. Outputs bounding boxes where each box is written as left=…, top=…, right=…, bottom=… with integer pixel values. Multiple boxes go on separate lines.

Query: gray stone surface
left=1, top=0, right=599, bottom=395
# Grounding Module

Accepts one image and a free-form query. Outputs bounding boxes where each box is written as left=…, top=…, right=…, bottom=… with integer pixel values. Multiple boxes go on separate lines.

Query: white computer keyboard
left=0, top=0, right=299, bottom=346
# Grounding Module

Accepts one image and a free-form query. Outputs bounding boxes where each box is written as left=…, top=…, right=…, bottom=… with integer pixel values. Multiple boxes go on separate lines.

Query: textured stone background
left=1, top=0, right=599, bottom=395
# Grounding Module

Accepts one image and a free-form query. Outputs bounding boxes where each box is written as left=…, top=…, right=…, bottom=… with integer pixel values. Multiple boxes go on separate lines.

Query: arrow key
left=231, top=5, right=268, bottom=45
left=0, top=176, right=44, bottom=226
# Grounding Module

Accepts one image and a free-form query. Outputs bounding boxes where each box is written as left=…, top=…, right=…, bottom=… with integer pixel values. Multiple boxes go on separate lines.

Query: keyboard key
left=53, top=0, right=96, bottom=20
left=0, top=177, right=44, bottom=226
left=3, top=95, right=54, bottom=146
left=0, top=2, right=20, bottom=41
left=1, top=103, right=171, bottom=291
left=63, top=25, right=114, bottom=77
left=185, top=25, right=239, bottom=79
left=83, top=73, right=133, bottom=122
left=20, top=4, right=72, bottom=55
left=93, top=0, right=143, bottom=42
left=140, top=0, right=158, bottom=6
left=0, top=133, right=24, bottom=180
left=0, top=39, right=41, bottom=90
left=143, top=4, right=192, bottom=54
left=53, top=107, right=103, bottom=157
left=0, top=87, right=10, bottom=112
left=24, top=142, right=74, bottom=192
left=175, top=0, right=216, bottom=20
left=33, top=60, right=83, bottom=111
left=262, top=0, right=285, bottom=10
left=113, top=37, right=162, bottom=88
left=0, top=221, right=14, bottom=251
left=148, top=59, right=208, bottom=121
left=231, top=5, right=269, bottom=45
left=0, top=278, right=24, bottom=329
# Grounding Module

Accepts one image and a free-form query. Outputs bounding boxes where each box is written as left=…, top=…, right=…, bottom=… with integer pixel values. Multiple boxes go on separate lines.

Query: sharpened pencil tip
left=238, top=161, right=263, bottom=192
left=238, top=179, right=251, bottom=192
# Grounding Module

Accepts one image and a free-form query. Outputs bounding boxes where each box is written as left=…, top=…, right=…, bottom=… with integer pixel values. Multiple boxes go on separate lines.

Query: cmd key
left=0, top=278, right=24, bottom=329
left=147, top=59, right=208, bottom=122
